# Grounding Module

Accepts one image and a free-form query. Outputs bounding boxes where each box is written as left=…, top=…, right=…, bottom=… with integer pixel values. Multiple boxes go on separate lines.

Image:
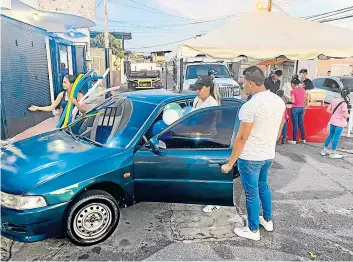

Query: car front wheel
left=66, top=190, right=120, bottom=246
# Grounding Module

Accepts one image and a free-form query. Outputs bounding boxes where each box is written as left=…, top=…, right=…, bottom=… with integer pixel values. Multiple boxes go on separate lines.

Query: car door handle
left=207, top=159, right=228, bottom=165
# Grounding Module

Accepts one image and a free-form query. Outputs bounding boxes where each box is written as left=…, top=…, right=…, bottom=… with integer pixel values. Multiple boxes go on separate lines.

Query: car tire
left=66, top=190, right=120, bottom=246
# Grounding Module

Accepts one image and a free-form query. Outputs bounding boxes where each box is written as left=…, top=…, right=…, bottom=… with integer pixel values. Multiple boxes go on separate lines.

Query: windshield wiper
left=63, top=127, right=78, bottom=141
left=76, top=135, right=104, bottom=147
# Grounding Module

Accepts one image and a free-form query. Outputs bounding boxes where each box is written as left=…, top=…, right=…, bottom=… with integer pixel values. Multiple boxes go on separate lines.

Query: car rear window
left=340, top=78, right=353, bottom=91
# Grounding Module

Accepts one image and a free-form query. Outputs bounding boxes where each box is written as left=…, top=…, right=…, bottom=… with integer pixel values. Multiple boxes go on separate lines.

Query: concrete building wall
left=37, top=0, right=96, bottom=21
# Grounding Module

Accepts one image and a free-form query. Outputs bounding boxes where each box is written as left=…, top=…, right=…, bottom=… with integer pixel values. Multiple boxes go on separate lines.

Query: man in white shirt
left=221, top=66, right=285, bottom=241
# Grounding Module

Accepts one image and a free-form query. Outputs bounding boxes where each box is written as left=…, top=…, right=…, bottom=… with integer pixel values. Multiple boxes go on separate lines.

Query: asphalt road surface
left=2, top=137, right=353, bottom=261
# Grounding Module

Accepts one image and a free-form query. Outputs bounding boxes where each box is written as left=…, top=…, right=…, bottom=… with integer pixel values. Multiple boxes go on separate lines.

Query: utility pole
left=268, top=0, right=273, bottom=11
left=104, top=0, right=111, bottom=96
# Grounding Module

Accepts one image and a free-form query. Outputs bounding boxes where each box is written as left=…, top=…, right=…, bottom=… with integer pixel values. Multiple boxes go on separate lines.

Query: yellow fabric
left=62, top=74, right=83, bottom=128
left=178, top=11, right=353, bottom=60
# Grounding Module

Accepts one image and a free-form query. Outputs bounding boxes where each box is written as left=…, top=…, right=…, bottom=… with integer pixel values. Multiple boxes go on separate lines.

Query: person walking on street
left=288, top=76, right=307, bottom=144
left=321, top=88, right=351, bottom=159
left=299, top=68, right=314, bottom=90
left=29, top=75, right=86, bottom=115
left=221, top=66, right=285, bottom=241
left=264, top=69, right=282, bottom=93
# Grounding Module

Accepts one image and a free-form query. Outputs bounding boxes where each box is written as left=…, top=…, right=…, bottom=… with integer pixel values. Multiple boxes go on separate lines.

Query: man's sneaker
left=320, top=149, right=327, bottom=156
left=329, top=153, right=343, bottom=159
left=288, top=140, right=296, bottom=144
left=234, top=226, right=260, bottom=241
left=203, top=205, right=220, bottom=213
left=259, top=216, right=274, bottom=232
left=300, top=140, right=307, bottom=144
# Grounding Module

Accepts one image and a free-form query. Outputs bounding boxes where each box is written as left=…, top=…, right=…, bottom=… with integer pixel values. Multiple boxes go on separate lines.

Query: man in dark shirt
left=299, top=68, right=314, bottom=90
left=264, top=69, right=282, bottom=93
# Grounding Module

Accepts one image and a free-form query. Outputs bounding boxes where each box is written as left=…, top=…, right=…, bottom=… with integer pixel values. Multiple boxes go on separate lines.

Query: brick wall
left=37, top=0, right=96, bottom=21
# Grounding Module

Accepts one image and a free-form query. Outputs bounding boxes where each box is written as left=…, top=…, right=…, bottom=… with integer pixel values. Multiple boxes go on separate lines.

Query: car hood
left=1, top=131, right=127, bottom=195
left=183, top=78, right=239, bottom=89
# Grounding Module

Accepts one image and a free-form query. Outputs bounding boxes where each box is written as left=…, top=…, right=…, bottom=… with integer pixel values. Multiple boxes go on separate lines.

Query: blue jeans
left=291, top=107, right=305, bottom=141
left=324, top=124, right=344, bottom=151
left=238, top=159, right=273, bottom=231
left=282, top=121, right=287, bottom=139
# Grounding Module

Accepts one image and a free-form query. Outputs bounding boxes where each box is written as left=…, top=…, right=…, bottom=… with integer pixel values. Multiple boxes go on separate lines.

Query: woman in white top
left=192, top=75, right=222, bottom=213
left=193, top=75, right=220, bottom=110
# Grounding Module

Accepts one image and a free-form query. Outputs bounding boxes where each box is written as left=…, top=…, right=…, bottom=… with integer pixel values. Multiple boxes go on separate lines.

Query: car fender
left=27, top=148, right=135, bottom=206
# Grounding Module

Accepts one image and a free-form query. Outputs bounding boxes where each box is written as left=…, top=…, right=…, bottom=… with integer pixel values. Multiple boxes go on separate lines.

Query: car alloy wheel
left=66, top=190, right=120, bottom=246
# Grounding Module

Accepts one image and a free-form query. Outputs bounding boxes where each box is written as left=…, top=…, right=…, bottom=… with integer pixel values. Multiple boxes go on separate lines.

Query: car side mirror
left=149, top=137, right=160, bottom=155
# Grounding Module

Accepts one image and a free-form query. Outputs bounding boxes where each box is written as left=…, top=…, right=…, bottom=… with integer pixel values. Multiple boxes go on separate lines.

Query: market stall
left=176, top=10, right=353, bottom=138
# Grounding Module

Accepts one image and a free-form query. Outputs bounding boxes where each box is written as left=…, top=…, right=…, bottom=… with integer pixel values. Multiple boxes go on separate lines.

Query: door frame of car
left=132, top=104, right=241, bottom=206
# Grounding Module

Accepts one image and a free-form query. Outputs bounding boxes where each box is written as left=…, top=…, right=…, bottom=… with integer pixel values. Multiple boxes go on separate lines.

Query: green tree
left=90, top=33, right=124, bottom=58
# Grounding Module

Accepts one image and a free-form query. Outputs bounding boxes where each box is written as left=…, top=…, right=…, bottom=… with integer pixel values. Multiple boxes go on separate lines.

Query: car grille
left=218, top=85, right=240, bottom=98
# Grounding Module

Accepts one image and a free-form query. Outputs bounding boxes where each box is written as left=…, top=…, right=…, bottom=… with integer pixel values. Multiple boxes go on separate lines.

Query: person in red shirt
left=288, top=77, right=307, bottom=144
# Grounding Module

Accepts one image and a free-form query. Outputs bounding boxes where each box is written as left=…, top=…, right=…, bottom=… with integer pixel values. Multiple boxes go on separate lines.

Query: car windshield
left=340, top=78, right=353, bottom=91
left=185, top=64, right=231, bottom=80
left=64, top=97, right=155, bottom=148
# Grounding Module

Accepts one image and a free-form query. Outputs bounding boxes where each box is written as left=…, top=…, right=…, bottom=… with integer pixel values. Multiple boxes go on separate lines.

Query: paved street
left=2, top=138, right=353, bottom=261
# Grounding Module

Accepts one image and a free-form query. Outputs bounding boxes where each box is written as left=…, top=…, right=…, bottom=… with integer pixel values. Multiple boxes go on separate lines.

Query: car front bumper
left=1, top=202, right=69, bottom=243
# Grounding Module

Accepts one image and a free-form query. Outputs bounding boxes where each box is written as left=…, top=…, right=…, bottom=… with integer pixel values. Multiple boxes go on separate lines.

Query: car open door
left=133, top=106, right=240, bottom=206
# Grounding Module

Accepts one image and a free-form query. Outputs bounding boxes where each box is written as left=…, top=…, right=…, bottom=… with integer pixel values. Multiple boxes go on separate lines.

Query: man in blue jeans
left=221, top=66, right=285, bottom=241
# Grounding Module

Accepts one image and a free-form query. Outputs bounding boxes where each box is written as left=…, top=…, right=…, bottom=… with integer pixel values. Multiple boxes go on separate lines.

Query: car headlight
left=1, top=191, right=47, bottom=210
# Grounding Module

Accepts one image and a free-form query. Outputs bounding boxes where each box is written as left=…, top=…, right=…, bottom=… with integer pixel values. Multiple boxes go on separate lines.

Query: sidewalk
left=3, top=115, right=59, bottom=145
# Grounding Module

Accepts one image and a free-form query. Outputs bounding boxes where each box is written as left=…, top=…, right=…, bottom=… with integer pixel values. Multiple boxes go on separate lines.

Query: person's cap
left=208, top=69, right=217, bottom=76
left=194, top=75, right=213, bottom=89
left=274, top=69, right=283, bottom=76
left=299, top=68, right=308, bottom=74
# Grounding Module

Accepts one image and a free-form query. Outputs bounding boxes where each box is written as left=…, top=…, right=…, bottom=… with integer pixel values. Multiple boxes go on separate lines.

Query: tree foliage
left=90, top=33, right=124, bottom=58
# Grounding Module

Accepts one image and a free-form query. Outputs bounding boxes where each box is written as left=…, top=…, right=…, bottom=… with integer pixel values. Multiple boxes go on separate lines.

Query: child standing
left=321, top=88, right=351, bottom=159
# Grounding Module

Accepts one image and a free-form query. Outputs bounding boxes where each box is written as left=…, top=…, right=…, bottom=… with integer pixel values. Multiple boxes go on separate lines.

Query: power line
left=128, top=34, right=204, bottom=50
left=273, top=3, right=289, bottom=16
left=127, top=0, right=186, bottom=19
left=96, top=12, right=246, bottom=28
left=303, top=5, right=353, bottom=19
left=109, top=0, right=187, bottom=19
left=311, top=7, right=353, bottom=21
left=320, top=14, right=353, bottom=23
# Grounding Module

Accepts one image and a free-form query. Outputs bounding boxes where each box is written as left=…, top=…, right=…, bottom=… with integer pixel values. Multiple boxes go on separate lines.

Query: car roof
left=119, top=90, right=195, bottom=105
left=314, top=76, right=353, bottom=80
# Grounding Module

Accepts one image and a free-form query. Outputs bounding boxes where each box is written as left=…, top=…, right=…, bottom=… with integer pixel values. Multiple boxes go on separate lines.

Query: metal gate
left=0, top=16, right=52, bottom=140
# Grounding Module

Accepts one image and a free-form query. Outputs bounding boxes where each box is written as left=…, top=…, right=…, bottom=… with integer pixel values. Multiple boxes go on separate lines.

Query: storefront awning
left=1, top=0, right=95, bottom=33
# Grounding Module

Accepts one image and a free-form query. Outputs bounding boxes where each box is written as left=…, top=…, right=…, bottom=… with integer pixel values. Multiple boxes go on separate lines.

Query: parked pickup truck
left=127, top=70, right=162, bottom=90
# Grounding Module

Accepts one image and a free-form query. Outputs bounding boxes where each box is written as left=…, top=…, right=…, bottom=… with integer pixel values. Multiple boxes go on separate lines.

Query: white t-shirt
left=193, top=96, right=219, bottom=110
left=239, top=90, right=285, bottom=161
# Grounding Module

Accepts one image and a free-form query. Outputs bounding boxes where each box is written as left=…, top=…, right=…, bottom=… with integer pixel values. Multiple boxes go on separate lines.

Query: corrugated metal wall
left=0, top=16, right=52, bottom=139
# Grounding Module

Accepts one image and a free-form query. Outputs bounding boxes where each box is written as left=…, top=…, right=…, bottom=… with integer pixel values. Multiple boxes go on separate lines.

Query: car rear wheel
left=66, top=190, right=120, bottom=246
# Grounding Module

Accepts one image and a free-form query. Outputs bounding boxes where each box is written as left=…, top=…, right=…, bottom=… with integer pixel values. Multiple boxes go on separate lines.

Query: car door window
left=324, top=79, right=340, bottom=93
left=158, top=107, right=239, bottom=149
left=313, top=78, right=325, bottom=89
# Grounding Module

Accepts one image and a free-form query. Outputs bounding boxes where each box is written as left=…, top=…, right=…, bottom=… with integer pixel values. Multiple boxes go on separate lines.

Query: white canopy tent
left=177, top=11, right=353, bottom=60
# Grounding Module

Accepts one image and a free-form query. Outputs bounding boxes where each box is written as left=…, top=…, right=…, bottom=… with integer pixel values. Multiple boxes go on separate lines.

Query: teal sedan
left=1, top=90, right=242, bottom=245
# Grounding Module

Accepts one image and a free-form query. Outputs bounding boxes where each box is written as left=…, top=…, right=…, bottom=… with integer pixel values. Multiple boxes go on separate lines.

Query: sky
left=93, top=0, right=353, bottom=54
